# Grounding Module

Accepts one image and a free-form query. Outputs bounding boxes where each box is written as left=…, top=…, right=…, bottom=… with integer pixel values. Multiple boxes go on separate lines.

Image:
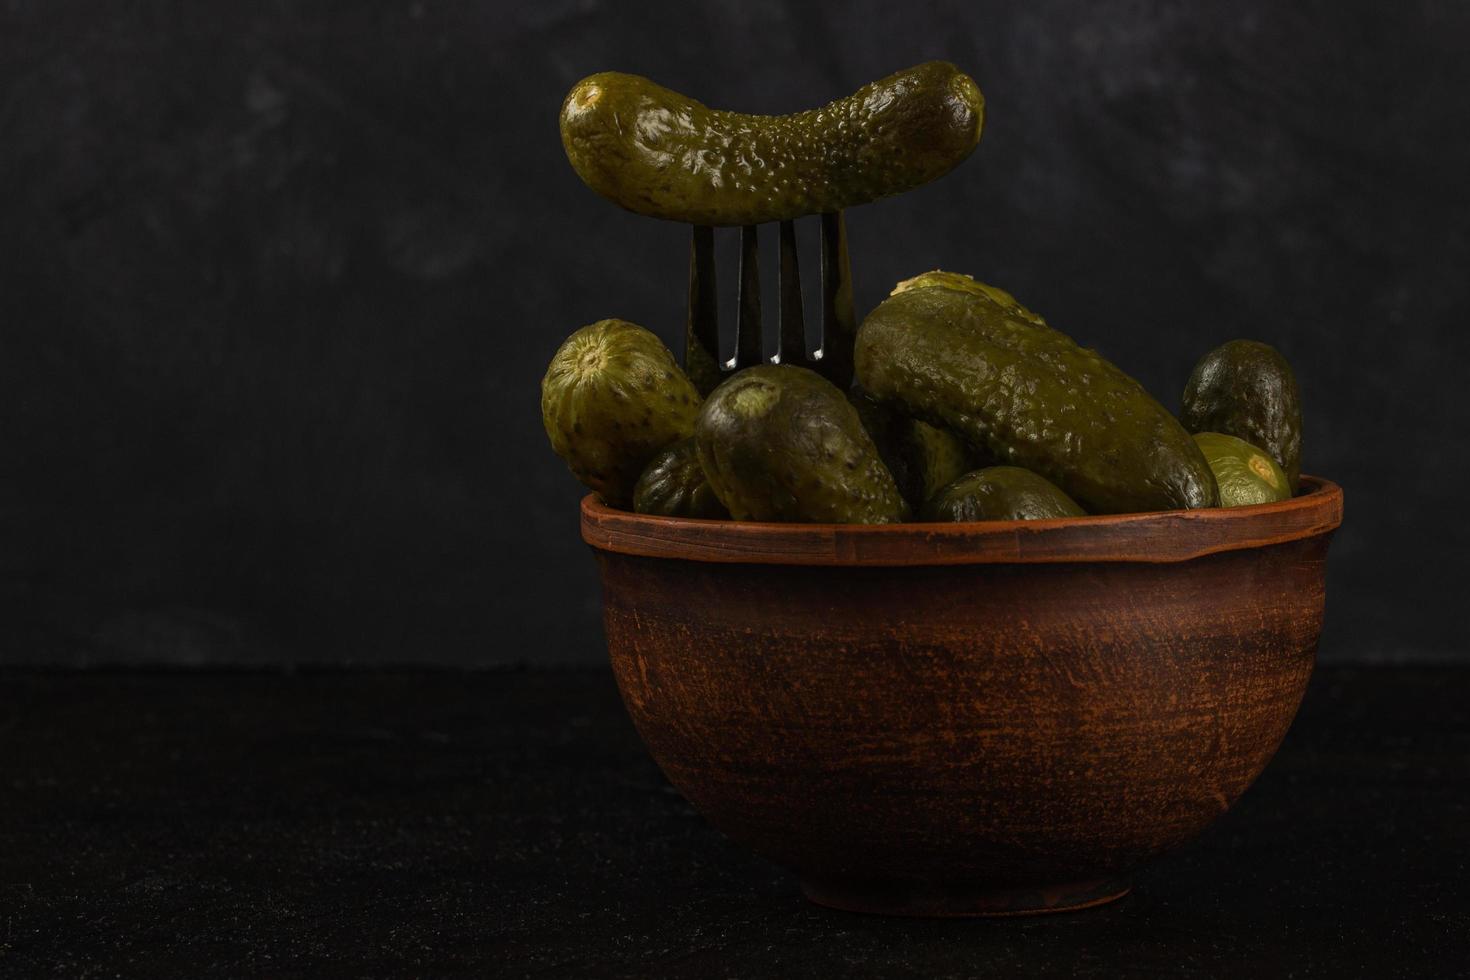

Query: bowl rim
left=581, top=475, right=1343, bottom=567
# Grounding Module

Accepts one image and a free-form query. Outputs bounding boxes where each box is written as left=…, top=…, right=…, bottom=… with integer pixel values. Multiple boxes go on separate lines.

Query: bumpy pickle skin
left=559, top=62, right=985, bottom=226
left=855, top=272, right=1219, bottom=515
left=541, top=319, right=702, bottom=508
left=1182, top=340, right=1303, bottom=488
left=922, top=466, right=1086, bottom=522
left=1192, top=432, right=1291, bottom=508
left=696, top=365, right=908, bottom=524
left=632, top=438, right=729, bottom=519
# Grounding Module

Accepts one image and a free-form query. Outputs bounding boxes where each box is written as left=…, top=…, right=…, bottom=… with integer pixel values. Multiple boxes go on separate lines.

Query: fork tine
left=685, top=225, right=721, bottom=396
left=734, top=224, right=762, bottom=369
left=817, top=210, right=856, bottom=390
left=776, top=219, right=804, bottom=366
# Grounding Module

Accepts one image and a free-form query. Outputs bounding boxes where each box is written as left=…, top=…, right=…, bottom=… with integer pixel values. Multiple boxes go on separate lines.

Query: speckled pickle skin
left=696, top=365, right=908, bottom=524
left=541, top=319, right=702, bottom=508
left=855, top=275, right=1219, bottom=515
left=559, top=62, right=984, bottom=226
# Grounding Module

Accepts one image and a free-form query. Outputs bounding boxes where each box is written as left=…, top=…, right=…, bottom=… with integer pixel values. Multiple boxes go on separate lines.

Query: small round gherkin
left=923, top=467, right=1086, bottom=522
left=632, top=438, right=729, bottom=520
left=1192, top=432, right=1291, bottom=508
left=1181, top=340, right=1302, bottom=487
left=541, top=319, right=701, bottom=507
left=696, top=365, right=908, bottom=524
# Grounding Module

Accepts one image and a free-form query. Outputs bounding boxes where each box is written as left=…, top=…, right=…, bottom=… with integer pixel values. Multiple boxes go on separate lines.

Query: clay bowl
left=581, top=477, right=1344, bottom=917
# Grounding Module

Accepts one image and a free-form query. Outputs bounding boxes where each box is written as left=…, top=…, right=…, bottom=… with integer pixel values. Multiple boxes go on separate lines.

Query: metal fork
left=683, top=212, right=856, bottom=395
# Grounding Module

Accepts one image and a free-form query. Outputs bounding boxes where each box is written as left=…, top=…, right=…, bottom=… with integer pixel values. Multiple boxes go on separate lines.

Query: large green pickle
left=696, top=365, right=908, bottom=524
left=560, top=62, right=984, bottom=226
left=923, top=466, right=1086, bottom=522
left=1182, top=340, right=1302, bottom=487
left=855, top=272, right=1218, bottom=514
left=541, top=319, right=702, bottom=507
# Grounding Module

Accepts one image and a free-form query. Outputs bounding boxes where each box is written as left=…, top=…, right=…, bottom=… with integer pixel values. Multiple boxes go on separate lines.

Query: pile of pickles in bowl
left=542, top=273, right=1302, bottom=526
left=542, top=62, right=1302, bottom=525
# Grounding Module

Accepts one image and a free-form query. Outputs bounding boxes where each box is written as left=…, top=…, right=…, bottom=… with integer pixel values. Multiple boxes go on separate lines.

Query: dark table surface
left=2, top=665, right=1466, bottom=979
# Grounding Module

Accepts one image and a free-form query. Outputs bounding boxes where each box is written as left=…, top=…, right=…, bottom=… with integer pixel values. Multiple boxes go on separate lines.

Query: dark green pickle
left=849, top=386, right=977, bottom=511
left=1182, top=340, right=1302, bottom=488
left=923, top=466, right=1086, bottom=522
left=632, top=438, right=729, bottom=519
left=696, top=365, right=907, bottom=524
left=560, top=62, right=984, bottom=226
left=856, top=271, right=1218, bottom=515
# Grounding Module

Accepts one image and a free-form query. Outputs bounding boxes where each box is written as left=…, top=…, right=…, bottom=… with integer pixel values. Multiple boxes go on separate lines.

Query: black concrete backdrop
left=2, top=1, right=1465, bottom=665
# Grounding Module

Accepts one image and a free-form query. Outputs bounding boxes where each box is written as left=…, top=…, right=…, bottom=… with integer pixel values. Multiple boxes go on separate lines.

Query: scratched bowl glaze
left=581, top=477, right=1343, bottom=917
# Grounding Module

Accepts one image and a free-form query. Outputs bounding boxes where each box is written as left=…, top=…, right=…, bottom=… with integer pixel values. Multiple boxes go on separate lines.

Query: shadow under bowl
left=581, top=477, right=1344, bottom=916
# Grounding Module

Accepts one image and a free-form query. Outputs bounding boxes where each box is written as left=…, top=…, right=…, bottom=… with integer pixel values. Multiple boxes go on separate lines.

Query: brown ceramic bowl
left=581, top=477, right=1343, bottom=917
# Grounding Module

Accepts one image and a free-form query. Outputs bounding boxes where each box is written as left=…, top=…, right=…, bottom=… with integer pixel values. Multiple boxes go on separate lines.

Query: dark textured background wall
left=2, top=1, right=1465, bottom=665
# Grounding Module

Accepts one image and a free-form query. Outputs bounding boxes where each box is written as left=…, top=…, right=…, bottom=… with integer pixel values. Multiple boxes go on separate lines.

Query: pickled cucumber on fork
left=559, top=62, right=985, bottom=225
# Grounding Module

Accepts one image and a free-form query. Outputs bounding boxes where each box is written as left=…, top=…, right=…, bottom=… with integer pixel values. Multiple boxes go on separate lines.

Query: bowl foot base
left=800, top=873, right=1131, bottom=917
